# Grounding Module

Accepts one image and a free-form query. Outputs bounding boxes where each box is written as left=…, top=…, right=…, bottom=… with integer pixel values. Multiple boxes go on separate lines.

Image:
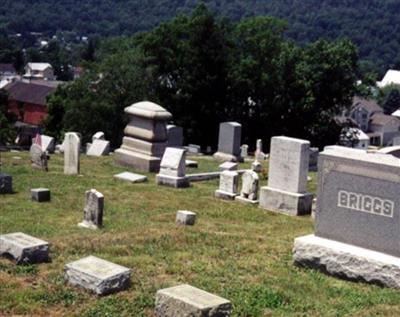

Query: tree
left=383, top=88, right=400, bottom=115
left=0, top=90, right=17, bottom=145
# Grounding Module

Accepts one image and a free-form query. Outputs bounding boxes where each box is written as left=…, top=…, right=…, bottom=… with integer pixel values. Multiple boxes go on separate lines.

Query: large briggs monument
left=114, top=101, right=172, bottom=172
left=294, top=146, right=400, bottom=288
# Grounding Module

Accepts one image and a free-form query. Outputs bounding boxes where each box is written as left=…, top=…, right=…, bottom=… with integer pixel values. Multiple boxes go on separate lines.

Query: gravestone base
left=0, top=173, right=12, bottom=194
left=155, top=284, right=232, bottom=317
left=114, top=149, right=161, bottom=173
left=259, top=186, right=312, bottom=216
left=215, top=190, right=237, bottom=200
left=293, top=234, right=400, bottom=289
left=176, top=210, right=196, bottom=225
left=156, top=175, right=190, bottom=188
left=235, top=196, right=259, bottom=205
left=65, top=256, right=131, bottom=295
left=78, top=221, right=100, bottom=230
left=213, top=152, right=243, bottom=163
left=31, top=188, right=50, bottom=202
left=0, top=232, right=49, bottom=265
left=113, top=172, right=147, bottom=183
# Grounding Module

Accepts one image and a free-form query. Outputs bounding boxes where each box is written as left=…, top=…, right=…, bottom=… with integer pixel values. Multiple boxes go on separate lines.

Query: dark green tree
left=0, top=89, right=17, bottom=145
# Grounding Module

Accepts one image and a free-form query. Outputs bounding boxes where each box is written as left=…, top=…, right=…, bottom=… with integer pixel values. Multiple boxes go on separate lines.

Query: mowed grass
left=1, top=152, right=400, bottom=316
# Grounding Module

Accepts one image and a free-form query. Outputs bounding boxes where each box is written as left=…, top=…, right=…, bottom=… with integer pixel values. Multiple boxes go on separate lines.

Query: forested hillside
left=1, top=0, right=399, bottom=73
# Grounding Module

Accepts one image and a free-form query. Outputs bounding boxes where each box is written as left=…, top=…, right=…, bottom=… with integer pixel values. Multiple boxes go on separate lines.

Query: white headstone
left=215, top=171, right=239, bottom=200
left=87, top=139, right=110, bottom=157
left=240, top=144, right=248, bottom=158
left=156, top=148, right=189, bottom=188
left=176, top=210, right=197, bottom=226
left=92, top=131, right=105, bottom=142
left=236, top=170, right=259, bottom=204
left=30, top=143, right=48, bottom=171
left=64, top=132, right=81, bottom=175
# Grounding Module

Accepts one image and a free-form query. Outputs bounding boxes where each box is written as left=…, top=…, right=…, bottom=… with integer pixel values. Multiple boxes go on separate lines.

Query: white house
left=377, top=70, right=400, bottom=88
left=23, top=63, right=55, bottom=81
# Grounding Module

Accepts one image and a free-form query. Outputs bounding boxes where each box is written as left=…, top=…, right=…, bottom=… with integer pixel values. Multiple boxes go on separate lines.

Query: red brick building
left=4, top=81, right=57, bottom=126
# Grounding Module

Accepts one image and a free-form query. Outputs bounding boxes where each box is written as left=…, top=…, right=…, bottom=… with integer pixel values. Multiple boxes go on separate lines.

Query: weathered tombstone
left=377, top=146, right=400, bottom=158
left=255, top=139, right=265, bottom=161
left=64, top=256, right=131, bottom=295
left=187, top=144, right=201, bottom=154
left=31, top=188, right=50, bottom=202
left=213, top=122, right=242, bottom=162
left=30, top=143, right=48, bottom=171
left=92, top=131, right=105, bottom=142
left=240, top=144, right=248, bottom=158
left=219, top=161, right=238, bottom=171
left=259, top=136, right=313, bottom=216
left=31, top=135, right=55, bottom=153
left=87, top=139, right=110, bottom=157
left=176, top=210, right=196, bottom=226
left=293, top=146, right=400, bottom=288
left=78, top=189, right=104, bottom=229
left=235, top=171, right=259, bottom=204
left=64, top=132, right=80, bottom=175
left=167, top=125, right=183, bottom=148
left=0, top=232, right=49, bottom=264
left=113, top=172, right=147, bottom=183
left=156, top=147, right=189, bottom=188
left=155, top=284, right=232, bottom=317
left=215, top=171, right=239, bottom=200
left=0, top=173, right=12, bottom=194
left=309, top=147, right=319, bottom=171
left=114, top=101, right=172, bottom=172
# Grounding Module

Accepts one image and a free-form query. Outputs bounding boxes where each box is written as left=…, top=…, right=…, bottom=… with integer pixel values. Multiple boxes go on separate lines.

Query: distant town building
left=377, top=69, right=400, bottom=88
left=0, top=63, right=18, bottom=88
left=23, top=63, right=55, bottom=81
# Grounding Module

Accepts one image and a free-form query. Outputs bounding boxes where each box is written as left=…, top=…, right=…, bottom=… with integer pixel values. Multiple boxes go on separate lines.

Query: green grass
left=1, top=152, right=400, bottom=316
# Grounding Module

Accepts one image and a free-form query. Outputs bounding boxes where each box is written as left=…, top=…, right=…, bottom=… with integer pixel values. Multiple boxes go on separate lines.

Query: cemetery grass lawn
left=1, top=153, right=400, bottom=316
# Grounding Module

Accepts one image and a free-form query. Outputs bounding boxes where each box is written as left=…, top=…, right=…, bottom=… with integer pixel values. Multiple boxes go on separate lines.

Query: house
left=377, top=69, right=400, bottom=88
left=0, top=64, right=16, bottom=76
left=347, top=97, right=400, bottom=146
left=4, top=81, right=58, bottom=126
left=23, top=63, right=55, bottom=81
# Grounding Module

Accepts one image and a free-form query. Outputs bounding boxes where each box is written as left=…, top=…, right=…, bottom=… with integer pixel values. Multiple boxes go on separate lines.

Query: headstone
left=377, top=146, right=400, bottom=158
left=78, top=189, right=104, bottom=229
left=240, top=144, right=248, bottom=158
left=293, top=146, right=400, bottom=288
left=255, top=139, right=265, bottom=161
left=176, top=210, right=196, bottom=226
left=114, top=101, right=172, bottom=172
left=113, top=172, right=147, bottom=183
left=92, top=131, right=105, bottom=142
left=30, top=143, right=48, bottom=171
left=155, top=284, right=232, bottom=317
left=64, top=256, right=131, bottom=295
left=259, top=136, right=313, bottom=216
left=0, top=173, right=12, bottom=194
left=167, top=125, right=183, bottom=148
left=206, top=146, right=212, bottom=154
left=309, top=147, right=319, bottom=171
left=251, top=161, right=262, bottom=173
left=187, top=144, right=201, bottom=154
left=215, top=171, right=239, bottom=200
left=64, top=132, right=80, bottom=175
left=87, top=139, right=110, bottom=157
left=0, top=232, right=49, bottom=264
left=235, top=171, right=259, bottom=204
left=31, top=188, right=50, bottom=202
left=41, top=135, right=55, bottom=153
left=156, top=147, right=189, bottom=188
left=213, top=122, right=242, bottom=162
left=219, top=162, right=238, bottom=171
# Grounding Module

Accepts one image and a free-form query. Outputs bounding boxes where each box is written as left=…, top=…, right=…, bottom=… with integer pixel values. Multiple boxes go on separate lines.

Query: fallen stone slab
left=31, top=188, right=51, bottom=202
left=113, top=172, right=147, bottom=183
left=293, top=234, right=400, bottom=289
left=219, top=162, right=238, bottom=171
left=64, top=256, right=131, bottom=295
left=155, top=284, right=232, bottom=317
left=0, top=232, right=50, bottom=264
left=185, top=160, right=198, bottom=168
left=176, top=210, right=196, bottom=226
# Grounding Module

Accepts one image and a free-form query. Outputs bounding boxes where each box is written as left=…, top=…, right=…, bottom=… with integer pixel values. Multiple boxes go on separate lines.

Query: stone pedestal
left=293, top=235, right=400, bottom=289
left=176, top=210, right=196, bottom=225
left=260, top=187, right=313, bottom=216
left=31, top=188, right=51, bottom=202
left=0, top=232, right=49, bottom=264
left=114, top=101, right=172, bottom=172
left=65, top=256, right=131, bottom=295
left=155, top=284, right=232, bottom=317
